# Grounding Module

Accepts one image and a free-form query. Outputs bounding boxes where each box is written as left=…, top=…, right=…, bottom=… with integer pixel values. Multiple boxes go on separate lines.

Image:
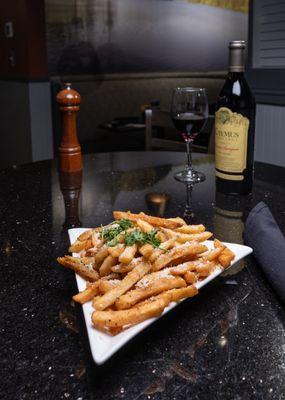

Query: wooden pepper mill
left=59, top=170, right=82, bottom=229
left=56, top=83, right=82, bottom=172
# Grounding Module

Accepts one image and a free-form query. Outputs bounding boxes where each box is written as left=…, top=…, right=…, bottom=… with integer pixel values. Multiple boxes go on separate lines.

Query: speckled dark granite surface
left=0, top=152, right=284, bottom=400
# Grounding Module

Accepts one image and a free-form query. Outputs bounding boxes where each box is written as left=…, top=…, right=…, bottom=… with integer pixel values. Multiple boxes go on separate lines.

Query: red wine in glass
left=172, top=113, right=207, bottom=141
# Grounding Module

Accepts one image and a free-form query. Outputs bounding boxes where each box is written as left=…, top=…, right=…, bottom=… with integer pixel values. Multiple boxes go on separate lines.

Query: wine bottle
left=215, top=41, right=255, bottom=195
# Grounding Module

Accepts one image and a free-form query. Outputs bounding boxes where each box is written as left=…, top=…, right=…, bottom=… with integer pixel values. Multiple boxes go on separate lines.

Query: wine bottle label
left=215, top=107, right=249, bottom=180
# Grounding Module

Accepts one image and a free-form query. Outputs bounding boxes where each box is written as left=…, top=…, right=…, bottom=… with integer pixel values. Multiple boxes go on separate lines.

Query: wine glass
left=171, top=87, right=208, bottom=183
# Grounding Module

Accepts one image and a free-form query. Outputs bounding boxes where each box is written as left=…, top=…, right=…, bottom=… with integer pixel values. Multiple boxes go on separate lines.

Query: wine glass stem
left=185, top=137, right=193, bottom=172
left=184, top=183, right=194, bottom=221
left=186, top=183, right=193, bottom=213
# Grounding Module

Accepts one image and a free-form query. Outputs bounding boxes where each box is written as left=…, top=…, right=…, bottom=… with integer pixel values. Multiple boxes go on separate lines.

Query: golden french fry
left=136, top=267, right=174, bottom=288
left=78, top=229, right=93, bottom=241
left=100, top=272, right=121, bottom=281
left=108, top=244, right=125, bottom=258
left=218, top=247, right=235, bottom=268
left=152, top=242, right=207, bottom=271
left=92, top=294, right=171, bottom=327
left=162, top=228, right=212, bottom=244
left=139, top=244, right=154, bottom=258
left=165, top=285, right=198, bottom=303
left=69, top=239, right=93, bottom=253
left=195, top=261, right=216, bottom=277
left=156, top=231, right=167, bottom=242
left=95, top=246, right=109, bottom=265
left=200, top=247, right=224, bottom=261
left=72, top=281, right=99, bottom=304
left=111, top=257, right=142, bottom=274
left=167, top=217, right=186, bottom=225
left=175, top=224, right=206, bottom=234
left=214, top=239, right=226, bottom=249
left=119, top=244, right=137, bottom=264
left=136, top=219, right=154, bottom=233
left=93, top=260, right=152, bottom=310
left=99, top=255, right=118, bottom=277
left=177, top=231, right=213, bottom=244
left=115, top=276, right=186, bottom=310
left=98, top=279, right=121, bottom=295
left=170, top=261, right=197, bottom=276
left=113, top=211, right=184, bottom=229
left=57, top=256, right=99, bottom=281
left=183, top=271, right=198, bottom=284
left=91, top=231, right=103, bottom=248
left=148, top=238, right=176, bottom=263
left=85, top=247, right=101, bottom=257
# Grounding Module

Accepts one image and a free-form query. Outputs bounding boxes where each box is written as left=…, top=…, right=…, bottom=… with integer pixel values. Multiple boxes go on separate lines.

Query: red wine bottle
left=215, top=41, right=255, bottom=195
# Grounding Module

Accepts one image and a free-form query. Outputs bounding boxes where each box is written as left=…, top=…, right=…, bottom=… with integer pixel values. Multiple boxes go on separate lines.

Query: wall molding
left=50, top=71, right=227, bottom=83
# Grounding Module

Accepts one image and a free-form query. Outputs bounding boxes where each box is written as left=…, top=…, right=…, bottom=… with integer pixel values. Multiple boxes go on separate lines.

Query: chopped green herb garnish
left=125, top=229, right=161, bottom=248
left=100, top=218, right=134, bottom=246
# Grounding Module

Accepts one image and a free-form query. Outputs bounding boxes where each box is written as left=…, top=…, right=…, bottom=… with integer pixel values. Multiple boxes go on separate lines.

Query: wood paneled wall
left=0, top=0, right=48, bottom=80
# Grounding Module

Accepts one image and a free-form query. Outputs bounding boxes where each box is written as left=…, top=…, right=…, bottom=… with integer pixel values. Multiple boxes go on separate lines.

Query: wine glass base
left=174, top=170, right=205, bottom=184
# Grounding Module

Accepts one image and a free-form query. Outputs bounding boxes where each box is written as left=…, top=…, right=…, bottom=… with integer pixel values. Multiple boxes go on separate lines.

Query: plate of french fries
left=57, top=211, right=252, bottom=364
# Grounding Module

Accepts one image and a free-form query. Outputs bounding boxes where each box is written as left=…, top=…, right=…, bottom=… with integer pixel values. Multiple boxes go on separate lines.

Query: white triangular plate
left=68, top=228, right=252, bottom=365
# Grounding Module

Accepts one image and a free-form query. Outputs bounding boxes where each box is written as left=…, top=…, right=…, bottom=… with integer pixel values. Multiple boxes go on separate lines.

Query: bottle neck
left=229, top=47, right=245, bottom=73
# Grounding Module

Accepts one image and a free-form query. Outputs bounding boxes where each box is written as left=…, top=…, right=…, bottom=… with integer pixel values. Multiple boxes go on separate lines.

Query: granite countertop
left=0, top=152, right=284, bottom=400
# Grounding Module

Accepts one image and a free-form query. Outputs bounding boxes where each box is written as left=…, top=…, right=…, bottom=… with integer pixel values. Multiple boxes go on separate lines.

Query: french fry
left=99, top=255, right=118, bottom=277
left=168, top=217, right=186, bottom=225
left=183, top=271, right=198, bottom=284
left=69, top=239, right=92, bottom=254
left=164, top=285, right=198, bottom=303
left=136, top=219, right=154, bottom=233
left=95, top=246, right=109, bottom=265
left=152, top=242, right=207, bottom=271
left=200, top=247, right=224, bottom=261
left=177, top=231, right=213, bottom=244
left=78, top=229, right=93, bottom=241
left=195, top=261, right=216, bottom=277
left=139, top=243, right=154, bottom=258
left=92, top=294, right=171, bottom=328
left=93, top=260, right=152, bottom=311
left=92, top=322, right=124, bottom=336
left=91, top=231, right=103, bottom=248
left=218, top=247, right=235, bottom=268
left=73, top=281, right=99, bottom=304
left=170, top=261, right=197, bottom=276
left=57, top=256, right=99, bottom=281
left=148, top=238, right=176, bottom=263
left=162, top=228, right=213, bottom=243
left=100, top=272, right=121, bottom=280
left=107, top=244, right=125, bottom=258
left=136, top=267, right=174, bottom=288
left=111, top=257, right=142, bottom=274
left=214, top=239, right=226, bottom=249
left=98, top=279, right=121, bottom=295
left=113, top=211, right=184, bottom=229
left=115, top=276, right=186, bottom=310
left=119, top=244, right=137, bottom=264
left=85, top=247, right=101, bottom=257
left=175, top=224, right=206, bottom=234
left=156, top=231, right=167, bottom=242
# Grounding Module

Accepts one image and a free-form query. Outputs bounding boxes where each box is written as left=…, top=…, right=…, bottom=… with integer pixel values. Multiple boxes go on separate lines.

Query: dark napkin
left=244, top=201, right=285, bottom=301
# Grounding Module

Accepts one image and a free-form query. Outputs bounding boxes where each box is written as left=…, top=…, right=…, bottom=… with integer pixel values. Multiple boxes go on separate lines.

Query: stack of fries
left=57, top=211, right=235, bottom=335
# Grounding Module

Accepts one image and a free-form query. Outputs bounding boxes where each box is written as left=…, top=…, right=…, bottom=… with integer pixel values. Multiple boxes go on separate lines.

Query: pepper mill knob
left=56, top=83, right=82, bottom=172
